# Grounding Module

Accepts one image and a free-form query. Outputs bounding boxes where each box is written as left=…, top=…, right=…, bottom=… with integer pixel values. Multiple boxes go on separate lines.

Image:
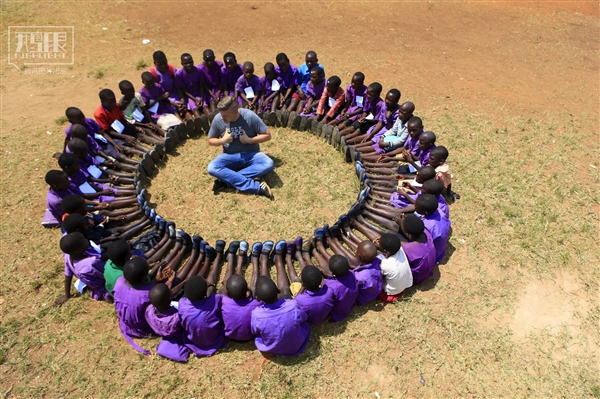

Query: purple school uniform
left=339, top=84, right=368, bottom=122
left=402, top=230, right=437, bottom=285
left=299, top=80, right=326, bottom=117
left=275, top=64, right=299, bottom=90
left=250, top=298, right=310, bottom=356
left=259, top=75, right=283, bottom=109
left=437, top=194, right=450, bottom=219
left=221, top=295, right=261, bottom=341
left=198, top=61, right=223, bottom=104
left=353, top=257, right=384, bottom=305
left=418, top=144, right=436, bottom=167
left=145, top=305, right=190, bottom=362
left=179, top=295, right=228, bottom=356
left=421, top=210, right=451, bottom=263
left=66, top=118, right=123, bottom=159
left=234, top=74, right=261, bottom=100
left=221, top=64, right=243, bottom=92
left=70, top=169, right=118, bottom=197
left=46, top=183, right=85, bottom=222
left=73, top=162, right=115, bottom=203
left=323, top=271, right=359, bottom=322
left=174, top=67, right=204, bottom=110
left=64, top=246, right=108, bottom=301
left=369, top=104, right=400, bottom=138
left=154, top=67, right=179, bottom=102
left=389, top=190, right=418, bottom=209
left=404, top=130, right=423, bottom=156
left=138, top=82, right=177, bottom=118
left=112, top=276, right=155, bottom=354
left=294, top=285, right=334, bottom=325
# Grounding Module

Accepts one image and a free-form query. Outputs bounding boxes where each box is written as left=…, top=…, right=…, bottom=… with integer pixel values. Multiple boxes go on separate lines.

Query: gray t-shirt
left=208, top=108, right=267, bottom=154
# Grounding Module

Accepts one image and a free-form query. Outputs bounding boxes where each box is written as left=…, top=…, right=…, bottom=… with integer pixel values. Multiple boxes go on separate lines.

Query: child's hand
left=98, top=202, right=111, bottom=210
left=159, top=93, right=170, bottom=101
left=394, top=174, right=405, bottom=181
left=393, top=212, right=405, bottom=224
left=123, top=134, right=137, bottom=144
left=396, top=187, right=406, bottom=194
left=376, top=155, right=388, bottom=163
left=53, top=295, right=69, bottom=307
left=114, top=215, right=127, bottom=221
left=101, top=189, right=116, bottom=196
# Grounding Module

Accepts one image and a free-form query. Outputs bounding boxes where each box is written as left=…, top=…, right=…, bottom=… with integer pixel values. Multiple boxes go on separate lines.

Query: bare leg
left=350, top=218, right=381, bottom=242
left=249, top=245, right=260, bottom=293
left=273, top=247, right=291, bottom=297
left=362, top=209, right=398, bottom=231
left=311, top=247, right=332, bottom=276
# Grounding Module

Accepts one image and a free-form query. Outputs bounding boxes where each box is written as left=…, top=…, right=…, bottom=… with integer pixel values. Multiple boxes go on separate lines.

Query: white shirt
left=380, top=247, right=413, bottom=295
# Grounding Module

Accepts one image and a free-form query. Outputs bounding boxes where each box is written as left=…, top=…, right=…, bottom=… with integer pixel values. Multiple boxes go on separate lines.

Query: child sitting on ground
left=294, top=265, right=334, bottom=324
left=404, top=131, right=437, bottom=171
left=251, top=276, right=310, bottom=356
left=54, top=232, right=109, bottom=307
left=259, top=62, right=283, bottom=114
left=274, top=53, right=299, bottom=111
left=377, top=233, right=413, bottom=302
left=388, top=166, right=436, bottom=208
left=299, top=66, right=326, bottom=117
left=396, top=214, right=437, bottom=285
left=427, top=146, right=458, bottom=201
left=175, top=53, right=206, bottom=121
left=295, top=51, right=325, bottom=112
left=220, top=274, right=261, bottom=341
left=221, top=52, right=243, bottom=98
left=335, top=72, right=368, bottom=128
left=339, top=82, right=384, bottom=139
left=138, top=72, right=182, bottom=122
left=149, top=51, right=181, bottom=108
left=323, top=254, right=359, bottom=322
left=314, top=76, right=345, bottom=124
left=352, top=240, right=384, bottom=305
left=394, top=179, right=450, bottom=219
left=415, top=194, right=451, bottom=263
left=235, top=62, right=262, bottom=111
left=346, top=89, right=401, bottom=144
left=197, top=49, right=223, bottom=114
left=104, top=239, right=151, bottom=296
left=145, top=283, right=190, bottom=362
left=118, top=80, right=165, bottom=140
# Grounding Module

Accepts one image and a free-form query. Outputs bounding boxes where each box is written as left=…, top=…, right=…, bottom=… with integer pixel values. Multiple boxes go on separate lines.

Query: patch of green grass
left=136, top=58, right=147, bottom=70
left=93, top=67, right=105, bottom=79
left=54, top=115, right=68, bottom=125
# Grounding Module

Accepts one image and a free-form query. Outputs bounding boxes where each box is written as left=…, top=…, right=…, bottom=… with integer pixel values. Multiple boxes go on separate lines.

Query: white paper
left=111, top=119, right=125, bottom=134
left=328, top=97, right=335, bottom=108
left=170, top=301, right=179, bottom=310
left=132, top=108, right=145, bottom=122
left=87, top=164, right=103, bottom=179
left=408, top=164, right=417, bottom=173
left=365, top=113, right=374, bottom=121
left=93, top=133, right=108, bottom=144
left=94, top=155, right=105, bottom=163
left=79, top=181, right=96, bottom=194
left=356, top=95, right=364, bottom=107
left=271, top=79, right=280, bottom=91
left=244, top=86, right=255, bottom=99
left=148, top=102, right=159, bottom=113
left=90, top=240, right=102, bottom=253
left=74, top=278, right=87, bottom=294
left=409, top=178, right=422, bottom=187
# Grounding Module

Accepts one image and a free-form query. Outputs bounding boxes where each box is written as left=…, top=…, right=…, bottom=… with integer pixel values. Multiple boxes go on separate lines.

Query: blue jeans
left=207, top=151, right=274, bottom=193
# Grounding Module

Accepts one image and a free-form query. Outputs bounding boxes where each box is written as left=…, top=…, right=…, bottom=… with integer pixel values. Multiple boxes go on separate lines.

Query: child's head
left=422, top=179, right=444, bottom=197
left=107, top=239, right=132, bottom=266
left=141, top=71, right=155, bottom=89
left=58, top=152, right=81, bottom=177
left=300, top=265, right=322, bottom=292
left=45, top=170, right=70, bottom=191
left=407, top=116, right=423, bottom=138
left=225, top=274, right=248, bottom=300
left=309, top=66, right=325, bottom=85
left=180, top=53, right=195, bottom=72
left=264, top=62, right=276, bottom=80
left=415, top=194, right=438, bottom=216
left=203, top=49, right=216, bottom=68
left=184, top=275, right=208, bottom=302
left=367, top=82, right=383, bottom=101
left=415, top=166, right=436, bottom=184
left=418, top=131, right=436, bottom=152
left=123, top=257, right=149, bottom=285
left=255, top=276, right=279, bottom=304
left=65, top=107, right=85, bottom=125
left=149, top=283, right=172, bottom=312
left=355, top=240, right=378, bottom=264
left=99, top=89, right=117, bottom=111
left=60, top=232, right=89, bottom=256
left=385, top=89, right=401, bottom=109
left=242, top=61, right=255, bottom=79
left=67, top=138, right=88, bottom=159
left=153, top=50, right=169, bottom=72
left=118, top=80, right=135, bottom=100
left=400, top=215, right=425, bottom=241
left=305, top=51, right=318, bottom=69
left=62, top=213, right=87, bottom=234
left=378, top=233, right=401, bottom=258
left=275, top=53, right=290, bottom=73
left=351, top=72, right=365, bottom=90
left=326, top=76, right=342, bottom=94
left=428, top=146, right=448, bottom=168
left=399, top=102, right=416, bottom=123
left=223, top=52, right=238, bottom=71
left=329, top=254, right=350, bottom=277
left=61, top=194, right=86, bottom=215
left=69, top=124, right=89, bottom=142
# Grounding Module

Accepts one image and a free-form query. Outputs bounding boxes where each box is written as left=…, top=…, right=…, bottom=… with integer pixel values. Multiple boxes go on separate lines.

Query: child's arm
left=54, top=275, right=73, bottom=306
left=346, top=107, right=364, bottom=118
left=363, top=121, right=384, bottom=142
left=282, top=84, right=295, bottom=103
left=303, top=97, right=315, bottom=114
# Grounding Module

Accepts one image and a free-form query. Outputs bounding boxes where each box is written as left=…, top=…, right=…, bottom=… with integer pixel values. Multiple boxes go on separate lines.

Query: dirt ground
left=1, top=1, right=599, bottom=398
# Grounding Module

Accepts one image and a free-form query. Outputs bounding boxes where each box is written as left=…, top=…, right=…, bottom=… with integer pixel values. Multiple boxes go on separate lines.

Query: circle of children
left=43, top=49, right=455, bottom=362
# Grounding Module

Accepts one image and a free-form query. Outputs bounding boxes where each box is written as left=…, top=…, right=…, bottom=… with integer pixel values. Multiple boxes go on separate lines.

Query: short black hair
left=203, top=49, right=215, bottom=58
left=123, top=257, right=149, bottom=285
left=310, top=66, right=324, bottom=76
left=305, top=50, right=317, bottom=59
left=141, top=71, right=154, bottom=82
left=223, top=52, right=236, bottom=60
left=418, top=166, right=436, bottom=182
left=415, top=194, right=438, bottom=216
left=180, top=52, right=192, bottom=61
left=45, top=170, right=65, bottom=186
left=368, top=82, right=383, bottom=95
left=61, top=194, right=85, bottom=214
left=264, top=62, right=275, bottom=71
left=422, top=179, right=444, bottom=196
left=152, top=50, right=166, bottom=62
left=62, top=213, right=86, bottom=234
left=329, top=254, right=349, bottom=277
left=421, top=131, right=436, bottom=144
left=388, top=88, right=401, bottom=101
left=149, top=283, right=172, bottom=310
left=107, top=239, right=131, bottom=266
left=327, top=75, right=341, bottom=87
left=408, top=116, right=423, bottom=128
left=353, top=72, right=365, bottom=82
left=402, top=215, right=425, bottom=237
left=184, top=275, right=207, bottom=302
left=65, top=107, right=82, bottom=119
left=275, top=53, right=289, bottom=63
left=60, top=232, right=87, bottom=255
left=118, top=80, right=134, bottom=92
left=379, top=233, right=401, bottom=256
left=242, top=61, right=254, bottom=70
left=255, top=276, right=278, bottom=304
left=69, top=124, right=88, bottom=140
left=225, top=274, right=248, bottom=300
left=431, top=146, right=448, bottom=160
left=67, top=138, right=87, bottom=154
left=58, top=152, right=79, bottom=169
left=300, top=265, right=322, bottom=292
left=99, top=89, right=115, bottom=102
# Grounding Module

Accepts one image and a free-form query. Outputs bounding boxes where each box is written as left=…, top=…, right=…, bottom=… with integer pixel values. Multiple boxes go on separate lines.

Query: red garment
left=94, top=103, right=125, bottom=131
